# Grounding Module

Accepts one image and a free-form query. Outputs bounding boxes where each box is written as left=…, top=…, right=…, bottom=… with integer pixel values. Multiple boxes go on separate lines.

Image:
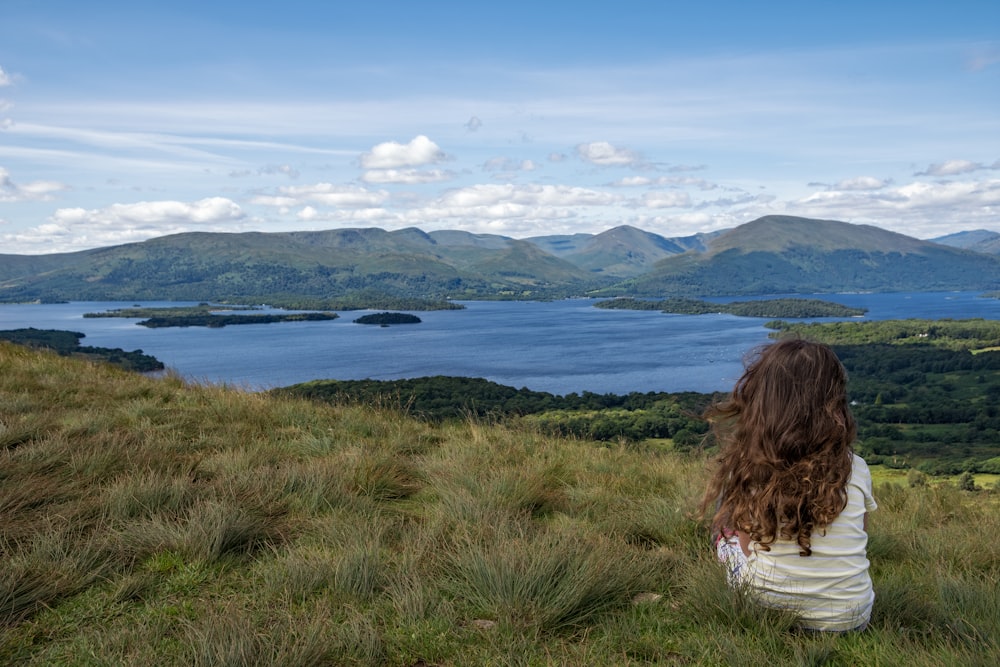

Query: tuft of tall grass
left=0, top=528, right=114, bottom=628
left=122, top=499, right=287, bottom=564
left=104, top=470, right=195, bottom=521
left=179, top=602, right=336, bottom=667
left=280, top=457, right=354, bottom=513
left=447, top=521, right=652, bottom=632
left=348, top=453, right=423, bottom=501
left=0, top=414, right=52, bottom=451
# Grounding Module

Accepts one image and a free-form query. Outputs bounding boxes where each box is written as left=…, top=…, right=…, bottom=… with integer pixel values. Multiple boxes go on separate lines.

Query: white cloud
left=576, top=141, right=642, bottom=167
left=789, top=178, right=1000, bottom=238
left=832, top=176, right=890, bottom=191
left=0, top=166, right=69, bottom=202
left=3, top=197, right=245, bottom=253
left=0, top=66, right=10, bottom=86
left=51, top=197, right=244, bottom=226
left=642, top=191, right=693, bottom=208
left=361, top=168, right=454, bottom=184
left=360, top=135, right=444, bottom=169
left=613, top=176, right=652, bottom=186
left=271, top=183, right=388, bottom=207
left=438, top=183, right=618, bottom=208
left=296, top=206, right=394, bottom=223
left=408, top=202, right=574, bottom=221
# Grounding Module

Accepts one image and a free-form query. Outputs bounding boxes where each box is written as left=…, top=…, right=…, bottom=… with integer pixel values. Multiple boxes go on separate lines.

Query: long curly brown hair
left=700, top=338, right=855, bottom=556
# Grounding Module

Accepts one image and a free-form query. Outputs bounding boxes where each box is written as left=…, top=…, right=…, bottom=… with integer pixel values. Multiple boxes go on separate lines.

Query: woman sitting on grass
left=700, top=338, right=877, bottom=632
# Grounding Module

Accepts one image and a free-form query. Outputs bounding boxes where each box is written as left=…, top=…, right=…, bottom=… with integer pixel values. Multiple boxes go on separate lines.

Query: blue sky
left=1, top=1, right=998, bottom=254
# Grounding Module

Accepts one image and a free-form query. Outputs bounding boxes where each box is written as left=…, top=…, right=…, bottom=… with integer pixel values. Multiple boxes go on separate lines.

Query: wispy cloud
left=361, top=168, right=455, bottom=184
left=0, top=166, right=68, bottom=202
left=915, top=159, right=997, bottom=177
left=257, top=183, right=389, bottom=208
left=831, top=176, right=891, bottom=191
left=965, top=44, right=1000, bottom=71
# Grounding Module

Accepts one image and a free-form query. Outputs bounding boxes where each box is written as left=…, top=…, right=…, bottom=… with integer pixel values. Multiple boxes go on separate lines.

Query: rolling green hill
left=0, top=228, right=596, bottom=303
left=4, top=216, right=1000, bottom=303
left=597, top=216, right=1000, bottom=297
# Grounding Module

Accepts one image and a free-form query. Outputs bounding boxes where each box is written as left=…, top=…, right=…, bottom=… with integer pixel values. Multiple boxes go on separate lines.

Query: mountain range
left=2, top=215, right=999, bottom=303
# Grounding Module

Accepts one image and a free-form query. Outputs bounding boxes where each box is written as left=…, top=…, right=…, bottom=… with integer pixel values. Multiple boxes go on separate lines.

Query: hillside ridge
left=3, top=215, right=1000, bottom=302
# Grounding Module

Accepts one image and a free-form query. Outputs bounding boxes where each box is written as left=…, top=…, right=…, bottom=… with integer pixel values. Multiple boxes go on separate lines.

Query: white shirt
left=741, top=454, right=878, bottom=631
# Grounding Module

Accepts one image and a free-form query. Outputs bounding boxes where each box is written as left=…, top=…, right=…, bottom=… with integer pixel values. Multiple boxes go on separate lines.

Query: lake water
left=2, top=292, right=1000, bottom=395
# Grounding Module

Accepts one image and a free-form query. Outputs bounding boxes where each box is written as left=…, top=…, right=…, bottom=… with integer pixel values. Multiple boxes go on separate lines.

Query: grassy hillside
left=1, top=344, right=998, bottom=665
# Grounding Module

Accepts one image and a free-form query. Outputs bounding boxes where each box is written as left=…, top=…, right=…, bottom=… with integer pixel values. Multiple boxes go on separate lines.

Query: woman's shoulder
left=849, top=453, right=872, bottom=481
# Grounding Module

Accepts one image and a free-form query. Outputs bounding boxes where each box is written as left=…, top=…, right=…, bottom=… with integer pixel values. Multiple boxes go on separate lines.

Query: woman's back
left=739, top=454, right=877, bottom=631
left=703, top=340, right=877, bottom=632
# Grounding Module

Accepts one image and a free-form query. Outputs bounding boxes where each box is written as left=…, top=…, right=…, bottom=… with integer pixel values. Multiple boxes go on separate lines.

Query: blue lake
left=2, top=292, right=1000, bottom=395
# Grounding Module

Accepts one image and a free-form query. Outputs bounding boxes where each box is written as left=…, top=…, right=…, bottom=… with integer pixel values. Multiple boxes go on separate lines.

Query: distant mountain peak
left=706, top=215, right=930, bottom=255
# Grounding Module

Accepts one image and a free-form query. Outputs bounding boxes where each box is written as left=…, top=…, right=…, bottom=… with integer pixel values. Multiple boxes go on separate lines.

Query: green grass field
left=1, top=342, right=998, bottom=665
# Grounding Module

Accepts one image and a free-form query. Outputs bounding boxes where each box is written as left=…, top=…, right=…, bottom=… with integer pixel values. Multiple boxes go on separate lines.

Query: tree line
left=277, top=339, right=1000, bottom=475
left=596, top=297, right=866, bottom=318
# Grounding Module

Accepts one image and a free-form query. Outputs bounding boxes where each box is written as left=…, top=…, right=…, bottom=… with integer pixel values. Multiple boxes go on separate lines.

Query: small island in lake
left=353, top=312, right=422, bottom=326
left=595, top=297, right=867, bottom=319
left=84, top=304, right=339, bottom=328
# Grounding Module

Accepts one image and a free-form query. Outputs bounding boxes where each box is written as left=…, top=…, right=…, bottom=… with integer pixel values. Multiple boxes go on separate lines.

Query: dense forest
left=766, top=317, right=1000, bottom=350
left=834, top=343, right=1000, bottom=474
left=765, top=318, right=1000, bottom=474
left=273, top=376, right=714, bottom=448
left=278, top=332, right=1000, bottom=476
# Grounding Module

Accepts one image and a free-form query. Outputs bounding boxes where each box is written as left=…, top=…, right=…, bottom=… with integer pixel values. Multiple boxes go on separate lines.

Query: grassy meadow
left=1, top=341, right=998, bottom=666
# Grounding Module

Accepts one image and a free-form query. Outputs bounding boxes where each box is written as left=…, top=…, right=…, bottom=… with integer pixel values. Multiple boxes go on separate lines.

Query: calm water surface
left=2, top=292, right=999, bottom=395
